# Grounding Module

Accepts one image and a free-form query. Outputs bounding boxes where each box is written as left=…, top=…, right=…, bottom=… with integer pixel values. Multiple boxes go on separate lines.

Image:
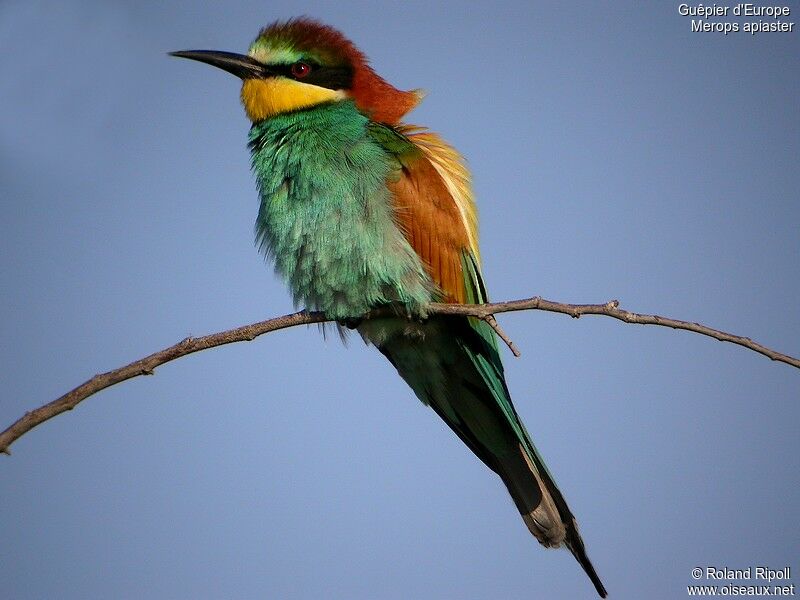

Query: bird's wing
left=368, top=122, right=480, bottom=304
left=367, top=122, right=607, bottom=597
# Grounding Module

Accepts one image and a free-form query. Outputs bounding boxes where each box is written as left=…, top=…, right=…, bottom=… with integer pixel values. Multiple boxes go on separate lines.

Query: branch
left=429, top=297, right=800, bottom=369
left=2, top=296, right=796, bottom=455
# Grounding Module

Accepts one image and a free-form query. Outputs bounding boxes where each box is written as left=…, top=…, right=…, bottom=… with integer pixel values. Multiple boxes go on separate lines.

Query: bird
left=171, top=17, right=607, bottom=598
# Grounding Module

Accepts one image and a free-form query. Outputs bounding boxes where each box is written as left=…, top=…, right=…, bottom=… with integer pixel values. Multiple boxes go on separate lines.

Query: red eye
left=290, top=62, right=311, bottom=78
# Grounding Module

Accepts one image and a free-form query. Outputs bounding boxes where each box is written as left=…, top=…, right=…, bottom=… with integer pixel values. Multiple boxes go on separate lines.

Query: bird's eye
left=290, top=62, right=312, bottom=78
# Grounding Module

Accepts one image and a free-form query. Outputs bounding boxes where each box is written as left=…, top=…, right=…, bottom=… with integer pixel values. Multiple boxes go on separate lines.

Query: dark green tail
left=371, top=315, right=607, bottom=598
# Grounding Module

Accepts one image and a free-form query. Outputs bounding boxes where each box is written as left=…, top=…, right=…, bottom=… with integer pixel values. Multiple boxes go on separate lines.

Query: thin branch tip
left=483, top=314, right=522, bottom=357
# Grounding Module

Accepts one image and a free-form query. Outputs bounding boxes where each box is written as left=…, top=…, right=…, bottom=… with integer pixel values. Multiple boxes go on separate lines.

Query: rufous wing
left=386, top=127, right=481, bottom=304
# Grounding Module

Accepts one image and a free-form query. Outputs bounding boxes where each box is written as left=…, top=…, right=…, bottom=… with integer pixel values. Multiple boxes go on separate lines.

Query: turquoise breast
left=248, top=101, right=432, bottom=319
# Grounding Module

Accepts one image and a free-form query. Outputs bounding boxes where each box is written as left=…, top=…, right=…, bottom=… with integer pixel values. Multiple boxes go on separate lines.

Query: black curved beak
left=169, top=50, right=271, bottom=79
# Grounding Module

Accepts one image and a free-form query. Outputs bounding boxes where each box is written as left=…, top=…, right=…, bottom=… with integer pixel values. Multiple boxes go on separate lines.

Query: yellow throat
left=240, top=78, right=346, bottom=122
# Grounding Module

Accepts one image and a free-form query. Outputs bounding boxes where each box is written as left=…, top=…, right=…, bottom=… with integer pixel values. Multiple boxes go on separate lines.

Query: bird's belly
left=256, top=178, right=432, bottom=319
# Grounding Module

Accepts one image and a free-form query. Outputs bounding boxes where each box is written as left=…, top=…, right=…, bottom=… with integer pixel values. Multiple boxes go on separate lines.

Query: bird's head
left=171, top=17, right=421, bottom=124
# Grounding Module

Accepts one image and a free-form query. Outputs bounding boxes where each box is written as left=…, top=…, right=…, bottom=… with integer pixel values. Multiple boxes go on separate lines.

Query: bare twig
left=0, top=310, right=327, bottom=456
left=481, top=314, right=521, bottom=357
left=1, top=296, right=796, bottom=455
left=427, top=297, right=799, bottom=369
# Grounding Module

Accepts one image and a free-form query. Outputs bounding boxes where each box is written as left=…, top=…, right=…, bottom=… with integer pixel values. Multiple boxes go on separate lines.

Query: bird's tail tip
left=515, top=443, right=607, bottom=596
left=566, top=534, right=607, bottom=598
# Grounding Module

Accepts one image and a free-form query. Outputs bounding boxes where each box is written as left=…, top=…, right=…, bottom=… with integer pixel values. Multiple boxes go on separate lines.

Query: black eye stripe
left=265, top=61, right=353, bottom=90
left=267, top=61, right=316, bottom=78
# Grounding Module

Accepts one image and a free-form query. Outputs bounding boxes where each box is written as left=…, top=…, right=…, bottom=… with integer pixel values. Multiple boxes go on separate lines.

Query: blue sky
left=1, top=2, right=798, bottom=599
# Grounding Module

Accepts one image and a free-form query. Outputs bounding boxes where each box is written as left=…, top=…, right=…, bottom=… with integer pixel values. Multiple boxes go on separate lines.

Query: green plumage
left=248, top=96, right=541, bottom=495
left=249, top=97, right=606, bottom=598
left=249, top=100, right=431, bottom=319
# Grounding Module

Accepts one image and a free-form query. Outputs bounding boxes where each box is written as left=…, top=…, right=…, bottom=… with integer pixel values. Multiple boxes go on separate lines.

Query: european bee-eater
left=172, top=18, right=606, bottom=597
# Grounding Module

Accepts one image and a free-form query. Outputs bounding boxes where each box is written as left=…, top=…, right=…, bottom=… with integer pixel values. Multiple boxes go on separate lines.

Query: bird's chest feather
left=248, top=102, right=431, bottom=318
